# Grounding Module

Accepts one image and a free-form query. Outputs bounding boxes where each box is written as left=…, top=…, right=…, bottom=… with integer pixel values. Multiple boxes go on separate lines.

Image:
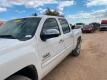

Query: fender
left=0, top=44, right=41, bottom=80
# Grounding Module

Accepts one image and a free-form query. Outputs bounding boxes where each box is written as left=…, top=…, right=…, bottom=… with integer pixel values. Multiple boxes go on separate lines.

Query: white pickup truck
left=0, top=16, right=82, bottom=80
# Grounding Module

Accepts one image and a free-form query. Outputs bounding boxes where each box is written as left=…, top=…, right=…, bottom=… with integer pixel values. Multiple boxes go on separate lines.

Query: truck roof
left=18, top=15, right=64, bottom=19
left=6, top=15, right=65, bottom=21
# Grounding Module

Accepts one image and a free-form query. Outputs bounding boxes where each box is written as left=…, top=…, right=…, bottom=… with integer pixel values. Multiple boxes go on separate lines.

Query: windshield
left=0, top=17, right=41, bottom=41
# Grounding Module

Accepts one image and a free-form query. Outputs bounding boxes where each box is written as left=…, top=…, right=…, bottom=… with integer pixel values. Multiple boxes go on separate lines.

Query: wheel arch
left=77, top=36, right=82, bottom=42
left=6, top=65, right=38, bottom=80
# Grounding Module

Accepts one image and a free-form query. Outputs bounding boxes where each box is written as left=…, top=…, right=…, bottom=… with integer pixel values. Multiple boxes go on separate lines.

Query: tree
left=44, top=8, right=61, bottom=16
left=32, top=13, right=37, bottom=16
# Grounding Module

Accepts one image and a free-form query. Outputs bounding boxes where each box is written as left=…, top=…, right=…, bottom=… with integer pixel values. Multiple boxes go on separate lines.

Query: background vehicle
left=82, top=24, right=95, bottom=33
left=0, top=21, right=4, bottom=26
left=0, top=16, right=82, bottom=80
left=100, top=20, right=107, bottom=31
left=75, top=23, right=85, bottom=29
left=90, top=22, right=100, bottom=30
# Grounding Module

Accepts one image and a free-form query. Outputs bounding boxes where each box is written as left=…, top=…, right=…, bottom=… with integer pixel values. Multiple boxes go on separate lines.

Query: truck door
left=37, top=18, right=65, bottom=68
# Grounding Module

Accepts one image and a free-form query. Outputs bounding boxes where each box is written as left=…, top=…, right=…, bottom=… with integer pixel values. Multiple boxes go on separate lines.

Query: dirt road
left=43, top=31, right=107, bottom=80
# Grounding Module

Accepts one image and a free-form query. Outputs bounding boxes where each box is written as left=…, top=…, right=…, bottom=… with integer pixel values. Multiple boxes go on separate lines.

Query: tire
left=6, top=75, right=32, bottom=80
left=72, top=39, right=81, bottom=56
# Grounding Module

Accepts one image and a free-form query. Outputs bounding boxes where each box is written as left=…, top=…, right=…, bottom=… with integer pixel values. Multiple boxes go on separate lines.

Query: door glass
left=58, top=18, right=70, bottom=34
left=41, top=18, right=61, bottom=37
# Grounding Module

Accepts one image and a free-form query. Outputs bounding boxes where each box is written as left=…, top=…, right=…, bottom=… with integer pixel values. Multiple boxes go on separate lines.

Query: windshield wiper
left=0, top=35, right=16, bottom=39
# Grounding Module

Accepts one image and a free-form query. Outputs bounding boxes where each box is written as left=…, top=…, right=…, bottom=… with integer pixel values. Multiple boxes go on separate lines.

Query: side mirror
left=41, top=29, right=60, bottom=41
left=72, top=25, right=75, bottom=29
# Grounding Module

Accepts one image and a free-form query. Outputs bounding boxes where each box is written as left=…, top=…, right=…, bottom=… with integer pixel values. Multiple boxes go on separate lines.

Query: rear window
left=58, top=18, right=70, bottom=34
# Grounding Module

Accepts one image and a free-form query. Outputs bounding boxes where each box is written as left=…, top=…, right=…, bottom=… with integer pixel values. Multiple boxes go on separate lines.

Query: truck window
left=58, top=18, right=70, bottom=34
left=0, top=17, right=41, bottom=41
left=41, top=18, right=61, bottom=36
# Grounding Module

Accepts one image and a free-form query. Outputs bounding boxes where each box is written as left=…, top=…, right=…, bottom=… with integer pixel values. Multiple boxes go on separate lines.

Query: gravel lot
left=43, top=31, right=107, bottom=80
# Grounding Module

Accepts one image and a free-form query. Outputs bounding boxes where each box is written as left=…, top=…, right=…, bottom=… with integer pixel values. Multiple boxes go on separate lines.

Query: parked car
left=90, top=22, right=100, bottom=30
left=0, top=15, right=82, bottom=80
left=100, top=20, right=107, bottom=31
left=82, top=24, right=95, bottom=33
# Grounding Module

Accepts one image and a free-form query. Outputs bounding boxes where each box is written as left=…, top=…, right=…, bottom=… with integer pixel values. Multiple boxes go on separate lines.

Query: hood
left=83, top=26, right=92, bottom=29
left=0, top=39, right=21, bottom=49
left=0, top=38, right=24, bottom=56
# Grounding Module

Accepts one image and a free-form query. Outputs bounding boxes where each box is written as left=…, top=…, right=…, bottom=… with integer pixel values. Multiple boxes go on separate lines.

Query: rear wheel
left=6, top=75, right=31, bottom=80
left=72, top=39, right=81, bottom=56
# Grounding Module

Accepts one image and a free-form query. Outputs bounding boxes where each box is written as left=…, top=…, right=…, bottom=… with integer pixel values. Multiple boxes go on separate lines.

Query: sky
left=0, top=0, right=107, bottom=24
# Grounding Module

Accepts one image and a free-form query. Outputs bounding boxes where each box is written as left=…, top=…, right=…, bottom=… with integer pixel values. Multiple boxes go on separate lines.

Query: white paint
left=0, top=15, right=82, bottom=80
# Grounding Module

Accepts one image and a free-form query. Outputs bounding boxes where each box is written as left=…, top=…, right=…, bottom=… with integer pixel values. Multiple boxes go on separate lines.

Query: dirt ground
left=43, top=31, right=107, bottom=80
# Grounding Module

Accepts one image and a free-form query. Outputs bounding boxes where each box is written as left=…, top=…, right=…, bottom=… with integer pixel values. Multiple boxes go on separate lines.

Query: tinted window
left=42, top=18, right=60, bottom=35
left=58, top=18, right=70, bottom=34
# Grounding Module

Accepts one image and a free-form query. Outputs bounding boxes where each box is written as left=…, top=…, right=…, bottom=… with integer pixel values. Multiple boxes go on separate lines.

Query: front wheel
left=72, top=39, right=81, bottom=56
left=6, top=75, right=31, bottom=80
